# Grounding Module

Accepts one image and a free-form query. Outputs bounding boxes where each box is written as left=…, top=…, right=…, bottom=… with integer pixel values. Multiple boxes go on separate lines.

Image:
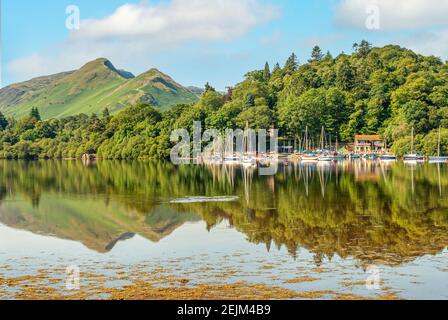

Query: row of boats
left=205, top=126, right=447, bottom=165
left=214, top=152, right=448, bottom=166
left=298, top=152, right=448, bottom=163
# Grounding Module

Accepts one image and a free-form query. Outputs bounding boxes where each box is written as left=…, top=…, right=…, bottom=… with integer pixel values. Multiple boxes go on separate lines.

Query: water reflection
left=0, top=160, right=447, bottom=266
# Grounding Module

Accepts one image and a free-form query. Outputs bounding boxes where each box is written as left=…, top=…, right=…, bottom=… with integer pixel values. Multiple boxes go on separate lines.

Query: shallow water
left=0, top=160, right=447, bottom=299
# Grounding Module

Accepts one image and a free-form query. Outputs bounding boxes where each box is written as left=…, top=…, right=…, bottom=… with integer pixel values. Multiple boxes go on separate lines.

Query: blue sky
left=2, top=0, right=448, bottom=89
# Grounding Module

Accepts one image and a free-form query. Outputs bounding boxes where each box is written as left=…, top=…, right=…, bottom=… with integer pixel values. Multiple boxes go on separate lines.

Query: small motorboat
left=301, top=153, right=319, bottom=162
left=379, top=155, right=397, bottom=161
left=403, top=154, right=426, bottom=161
left=223, top=156, right=241, bottom=165
left=318, top=155, right=333, bottom=162
left=403, top=154, right=426, bottom=165
left=363, top=154, right=378, bottom=160
left=428, top=156, right=448, bottom=164
left=329, top=152, right=345, bottom=160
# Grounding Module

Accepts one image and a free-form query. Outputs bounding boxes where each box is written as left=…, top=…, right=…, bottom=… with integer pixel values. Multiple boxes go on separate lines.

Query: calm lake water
left=0, top=160, right=447, bottom=299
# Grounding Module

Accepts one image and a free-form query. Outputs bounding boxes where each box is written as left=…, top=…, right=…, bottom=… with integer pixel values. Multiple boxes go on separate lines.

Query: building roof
left=355, top=135, right=383, bottom=141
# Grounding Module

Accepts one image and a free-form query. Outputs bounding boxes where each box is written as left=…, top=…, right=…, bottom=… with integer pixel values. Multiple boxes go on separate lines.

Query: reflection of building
left=354, top=135, right=386, bottom=154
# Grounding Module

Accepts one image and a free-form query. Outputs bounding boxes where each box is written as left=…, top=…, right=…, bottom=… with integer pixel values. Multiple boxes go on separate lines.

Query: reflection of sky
left=1, top=221, right=447, bottom=300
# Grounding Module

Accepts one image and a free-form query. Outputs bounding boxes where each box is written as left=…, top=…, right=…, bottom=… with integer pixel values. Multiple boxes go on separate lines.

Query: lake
left=0, top=160, right=447, bottom=300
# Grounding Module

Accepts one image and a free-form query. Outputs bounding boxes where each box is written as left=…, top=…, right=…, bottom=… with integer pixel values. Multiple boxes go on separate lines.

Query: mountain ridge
left=0, top=58, right=199, bottom=119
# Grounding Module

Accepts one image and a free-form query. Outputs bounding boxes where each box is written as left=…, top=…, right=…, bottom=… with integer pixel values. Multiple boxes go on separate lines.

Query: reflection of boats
left=429, top=127, right=447, bottom=164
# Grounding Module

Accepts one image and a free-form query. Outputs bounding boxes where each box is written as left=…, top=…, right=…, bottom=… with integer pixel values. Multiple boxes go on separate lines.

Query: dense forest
left=0, top=41, right=447, bottom=159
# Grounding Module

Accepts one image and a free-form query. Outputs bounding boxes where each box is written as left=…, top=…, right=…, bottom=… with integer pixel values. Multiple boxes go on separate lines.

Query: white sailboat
left=242, top=122, right=257, bottom=167
left=403, top=127, right=425, bottom=163
left=429, top=127, right=448, bottom=163
left=318, top=127, right=333, bottom=162
left=329, top=138, right=346, bottom=160
left=301, top=126, right=319, bottom=162
left=223, top=133, right=240, bottom=165
left=379, top=138, right=397, bottom=162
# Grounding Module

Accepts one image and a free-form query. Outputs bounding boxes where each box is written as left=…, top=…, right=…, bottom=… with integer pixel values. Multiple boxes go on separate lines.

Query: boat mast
left=305, top=126, right=309, bottom=151
left=411, top=127, right=415, bottom=154
left=438, top=126, right=441, bottom=157
left=321, top=126, right=325, bottom=151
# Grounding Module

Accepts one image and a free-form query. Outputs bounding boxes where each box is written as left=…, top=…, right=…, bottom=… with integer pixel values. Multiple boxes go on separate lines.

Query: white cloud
left=75, top=0, right=278, bottom=41
left=399, top=29, right=448, bottom=59
left=6, top=0, right=279, bottom=84
left=336, top=0, right=448, bottom=31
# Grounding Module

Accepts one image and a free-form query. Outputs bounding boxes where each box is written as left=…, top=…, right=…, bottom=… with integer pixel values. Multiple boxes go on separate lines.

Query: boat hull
left=428, top=156, right=448, bottom=163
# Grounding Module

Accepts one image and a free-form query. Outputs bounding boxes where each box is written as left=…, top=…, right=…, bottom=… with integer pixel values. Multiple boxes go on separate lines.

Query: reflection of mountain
left=0, top=196, right=199, bottom=253
left=0, top=160, right=447, bottom=264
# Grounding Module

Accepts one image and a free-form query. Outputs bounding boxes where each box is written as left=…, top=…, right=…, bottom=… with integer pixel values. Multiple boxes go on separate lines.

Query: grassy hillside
left=0, top=58, right=199, bottom=119
left=93, top=68, right=199, bottom=114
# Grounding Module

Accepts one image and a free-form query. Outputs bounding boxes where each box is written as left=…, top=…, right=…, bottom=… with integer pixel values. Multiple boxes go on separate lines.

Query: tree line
left=1, top=41, right=448, bottom=159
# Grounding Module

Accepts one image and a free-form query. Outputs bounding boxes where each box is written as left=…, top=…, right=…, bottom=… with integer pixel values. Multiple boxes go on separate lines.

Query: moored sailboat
left=428, top=127, right=448, bottom=163
left=300, top=126, right=319, bottom=162
left=318, top=127, right=333, bottom=162
left=403, top=127, right=425, bottom=163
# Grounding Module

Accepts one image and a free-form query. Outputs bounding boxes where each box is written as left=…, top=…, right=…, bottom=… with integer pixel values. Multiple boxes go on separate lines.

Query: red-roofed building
left=354, top=135, right=386, bottom=154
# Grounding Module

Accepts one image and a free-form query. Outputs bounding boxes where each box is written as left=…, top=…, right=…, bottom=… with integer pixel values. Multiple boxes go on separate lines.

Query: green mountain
left=0, top=58, right=199, bottom=119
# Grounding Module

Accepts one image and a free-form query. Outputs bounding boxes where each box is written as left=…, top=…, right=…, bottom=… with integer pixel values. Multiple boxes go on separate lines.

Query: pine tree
left=0, top=112, right=8, bottom=130
left=272, top=63, right=281, bottom=75
left=244, top=93, right=255, bottom=109
left=263, top=62, right=271, bottom=81
left=353, top=40, right=372, bottom=57
left=204, top=82, right=215, bottom=92
left=30, top=107, right=41, bottom=121
left=310, top=46, right=324, bottom=62
left=102, top=107, right=110, bottom=118
left=324, top=51, right=333, bottom=61
left=284, top=53, right=298, bottom=73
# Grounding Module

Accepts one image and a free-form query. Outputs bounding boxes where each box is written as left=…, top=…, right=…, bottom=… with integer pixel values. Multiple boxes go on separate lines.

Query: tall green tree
left=102, top=107, right=111, bottom=118
left=30, top=107, right=41, bottom=121
left=284, top=53, right=298, bottom=74
left=263, top=62, right=271, bottom=81
left=310, top=46, right=324, bottom=62
left=336, top=57, right=355, bottom=91
left=353, top=40, right=372, bottom=57
left=0, top=112, right=8, bottom=130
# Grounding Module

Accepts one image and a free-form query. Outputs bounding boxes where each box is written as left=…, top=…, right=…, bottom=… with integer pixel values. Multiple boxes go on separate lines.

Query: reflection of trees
left=0, top=160, right=447, bottom=265
left=172, top=162, right=448, bottom=266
